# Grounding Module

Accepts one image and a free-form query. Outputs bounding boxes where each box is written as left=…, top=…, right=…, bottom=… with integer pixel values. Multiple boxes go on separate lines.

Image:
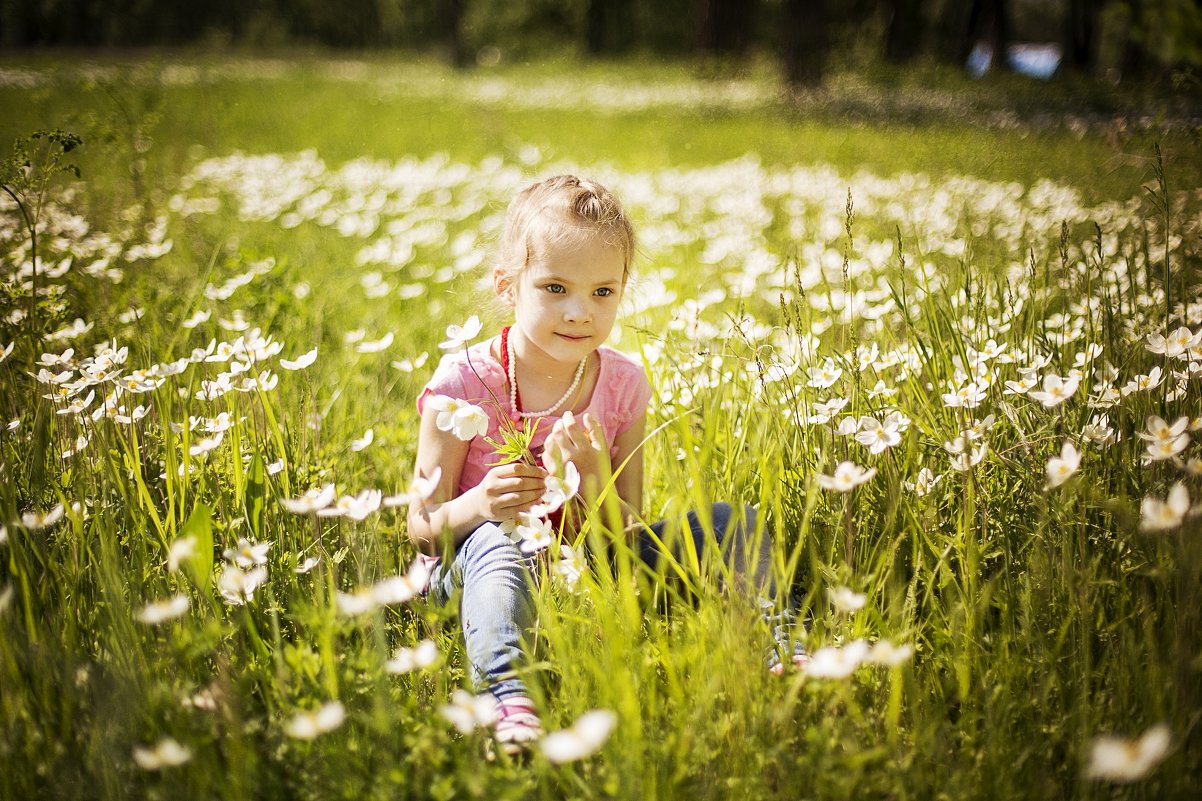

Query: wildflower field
left=1, top=57, right=1200, bottom=800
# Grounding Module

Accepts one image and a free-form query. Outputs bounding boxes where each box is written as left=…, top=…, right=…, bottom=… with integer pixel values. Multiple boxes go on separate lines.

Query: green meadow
left=0, top=55, right=1199, bottom=800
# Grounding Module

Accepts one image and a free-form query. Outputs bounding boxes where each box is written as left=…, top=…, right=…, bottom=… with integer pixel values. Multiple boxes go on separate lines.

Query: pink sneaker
left=494, top=695, right=543, bottom=755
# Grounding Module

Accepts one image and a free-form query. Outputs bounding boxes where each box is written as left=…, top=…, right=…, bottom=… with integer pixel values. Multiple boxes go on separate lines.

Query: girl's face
left=497, top=230, right=626, bottom=367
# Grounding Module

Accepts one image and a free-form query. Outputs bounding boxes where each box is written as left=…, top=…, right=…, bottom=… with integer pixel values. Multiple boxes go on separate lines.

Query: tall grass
left=1, top=57, right=1200, bottom=800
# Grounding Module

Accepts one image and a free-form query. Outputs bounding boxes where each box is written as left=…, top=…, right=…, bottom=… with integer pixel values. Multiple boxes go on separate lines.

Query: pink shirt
left=417, top=338, right=652, bottom=496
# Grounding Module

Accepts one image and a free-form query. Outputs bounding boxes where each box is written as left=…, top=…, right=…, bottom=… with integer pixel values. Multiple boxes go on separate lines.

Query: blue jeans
left=427, top=502, right=784, bottom=700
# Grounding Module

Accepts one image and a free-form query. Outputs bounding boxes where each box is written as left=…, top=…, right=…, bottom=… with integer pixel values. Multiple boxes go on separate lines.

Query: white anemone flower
left=829, top=586, right=867, bottom=614
left=541, top=710, right=618, bottom=764
left=356, top=332, right=394, bottom=354
left=517, top=514, right=555, bottom=554
left=133, top=737, right=193, bottom=770
left=1139, top=483, right=1191, bottom=532
left=384, top=640, right=440, bottom=674
left=1085, top=724, right=1171, bottom=782
left=166, top=535, right=197, bottom=572
left=553, top=544, right=586, bottom=591
left=0, top=341, right=13, bottom=363
left=1145, top=327, right=1200, bottom=358
left=1028, top=373, right=1080, bottom=408
left=383, top=467, right=443, bottom=508
left=854, top=415, right=902, bottom=454
left=530, top=461, right=580, bottom=518
left=294, top=555, right=321, bottom=574
left=279, top=347, right=318, bottom=370
left=866, top=640, right=915, bottom=667
left=136, top=594, right=190, bottom=625
left=440, top=689, right=498, bottom=733
left=370, top=558, right=435, bottom=605
left=22, top=502, right=65, bottom=531
left=816, top=461, right=876, bottom=492
left=350, top=428, right=374, bottom=452
left=218, top=565, right=268, bottom=606
left=284, top=701, right=346, bottom=740
left=181, top=309, right=211, bottom=329
left=803, top=639, right=871, bottom=679
left=427, top=395, right=489, bottom=441
left=223, top=538, right=271, bottom=568
left=1045, top=441, right=1081, bottom=489
left=439, top=315, right=482, bottom=353
left=903, top=467, right=942, bottom=497
left=317, top=489, right=383, bottom=521
left=281, top=483, right=337, bottom=514
left=189, top=431, right=224, bottom=457
left=391, top=352, right=430, bottom=373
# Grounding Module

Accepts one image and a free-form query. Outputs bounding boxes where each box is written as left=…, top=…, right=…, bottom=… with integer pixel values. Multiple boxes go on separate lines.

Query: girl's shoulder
left=594, top=345, right=652, bottom=422
left=418, top=338, right=503, bottom=411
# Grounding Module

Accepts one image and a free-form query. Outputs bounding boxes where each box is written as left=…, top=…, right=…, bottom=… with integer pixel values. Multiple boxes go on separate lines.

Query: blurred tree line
left=1, top=0, right=1199, bottom=85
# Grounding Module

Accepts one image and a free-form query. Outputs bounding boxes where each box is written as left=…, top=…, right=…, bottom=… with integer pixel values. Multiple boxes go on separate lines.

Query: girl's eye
left=595, top=287, right=614, bottom=297
left=546, top=284, right=565, bottom=294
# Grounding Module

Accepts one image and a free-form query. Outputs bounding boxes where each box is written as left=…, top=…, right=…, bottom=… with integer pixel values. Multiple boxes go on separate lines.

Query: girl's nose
left=563, top=297, right=591, bottom=323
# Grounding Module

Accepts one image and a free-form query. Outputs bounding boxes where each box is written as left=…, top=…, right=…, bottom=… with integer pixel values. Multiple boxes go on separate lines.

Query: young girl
left=408, top=175, right=803, bottom=753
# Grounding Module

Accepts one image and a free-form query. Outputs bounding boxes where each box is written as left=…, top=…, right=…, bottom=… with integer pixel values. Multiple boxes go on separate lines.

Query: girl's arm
left=609, top=411, right=646, bottom=525
left=548, top=410, right=646, bottom=527
left=406, top=404, right=547, bottom=555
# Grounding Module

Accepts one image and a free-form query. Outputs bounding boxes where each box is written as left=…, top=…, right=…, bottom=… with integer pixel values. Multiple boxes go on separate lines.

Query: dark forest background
left=2, top=0, right=1201, bottom=89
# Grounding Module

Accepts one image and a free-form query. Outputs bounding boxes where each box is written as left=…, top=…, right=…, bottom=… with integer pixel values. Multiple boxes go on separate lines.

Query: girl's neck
left=507, top=327, right=582, bottom=382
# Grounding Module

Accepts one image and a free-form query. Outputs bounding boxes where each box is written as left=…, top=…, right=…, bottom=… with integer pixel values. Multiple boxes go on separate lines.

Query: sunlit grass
left=1, top=54, right=1200, bottom=800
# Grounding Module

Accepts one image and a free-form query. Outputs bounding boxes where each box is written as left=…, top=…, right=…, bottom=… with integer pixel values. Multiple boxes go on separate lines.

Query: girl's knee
left=459, top=523, right=530, bottom=580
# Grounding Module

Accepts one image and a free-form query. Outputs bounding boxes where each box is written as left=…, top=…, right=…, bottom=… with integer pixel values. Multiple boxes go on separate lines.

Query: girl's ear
left=492, top=267, right=514, bottom=304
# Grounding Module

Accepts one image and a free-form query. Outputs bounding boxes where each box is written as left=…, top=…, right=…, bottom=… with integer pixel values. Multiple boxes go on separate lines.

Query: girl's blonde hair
left=494, top=175, right=635, bottom=297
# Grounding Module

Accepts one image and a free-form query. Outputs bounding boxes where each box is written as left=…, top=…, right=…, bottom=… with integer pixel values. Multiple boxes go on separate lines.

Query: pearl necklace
left=506, top=330, right=586, bottom=419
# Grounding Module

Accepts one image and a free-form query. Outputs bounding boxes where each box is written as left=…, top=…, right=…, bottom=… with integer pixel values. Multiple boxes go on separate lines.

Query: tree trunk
left=445, top=0, right=468, bottom=69
left=884, top=0, right=925, bottom=64
left=961, top=0, right=1011, bottom=72
left=782, top=0, right=828, bottom=87
left=1062, top=0, right=1099, bottom=72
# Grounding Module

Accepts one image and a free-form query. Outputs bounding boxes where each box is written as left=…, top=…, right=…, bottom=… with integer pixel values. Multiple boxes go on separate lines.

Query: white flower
left=384, top=640, right=440, bottom=674
left=136, top=594, right=190, bottom=625
left=0, top=341, right=13, bottom=363
left=1138, top=416, right=1190, bottom=462
left=554, top=544, right=586, bottom=591
left=829, top=587, right=867, bottom=614
left=816, top=461, right=876, bottom=492
left=279, top=347, right=318, bottom=370
left=383, top=467, right=443, bottom=508
left=1121, top=366, right=1163, bottom=396
left=370, top=558, right=435, bottom=605
left=223, top=538, right=271, bottom=568
left=1146, top=327, right=1200, bottom=358
left=1045, top=441, right=1081, bottom=489
left=133, top=737, right=193, bottom=770
left=854, top=415, right=902, bottom=454
left=903, top=467, right=942, bottom=497
left=803, top=639, right=871, bottom=679
left=806, top=358, right=843, bottom=389
left=1139, top=483, right=1191, bottom=532
left=516, top=514, right=555, bottom=554
left=189, top=431, right=224, bottom=457
left=267, top=459, right=284, bottom=476
left=166, top=535, right=198, bottom=572
left=284, top=702, right=346, bottom=740
left=218, top=565, right=268, bottom=605
left=530, top=461, right=580, bottom=517
left=391, top=353, right=430, bottom=373
left=181, top=309, right=211, bottom=329
left=866, top=640, right=914, bottom=667
left=541, top=710, right=618, bottom=764
left=439, top=315, right=482, bottom=353
left=427, top=395, right=489, bottom=441
left=350, top=428, right=374, bottom=452
left=1085, top=723, right=1171, bottom=782
left=834, top=416, right=860, bottom=437
left=335, top=589, right=378, bottom=616
left=22, top=502, right=65, bottom=531
left=1028, top=373, right=1080, bottom=408
left=1082, top=415, right=1116, bottom=447
left=440, top=689, right=497, bottom=733
left=317, top=489, right=383, bottom=521
left=356, top=332, right=394, bottom=354
left=281, top=483, right=337, bottom=514
left=942, top=378, right=987, bottom=409
left=945, top=438, right=988, bottom=472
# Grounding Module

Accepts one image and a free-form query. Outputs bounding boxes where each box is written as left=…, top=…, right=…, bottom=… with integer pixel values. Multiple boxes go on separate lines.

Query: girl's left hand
left=545, top=411, right=610, bottom=491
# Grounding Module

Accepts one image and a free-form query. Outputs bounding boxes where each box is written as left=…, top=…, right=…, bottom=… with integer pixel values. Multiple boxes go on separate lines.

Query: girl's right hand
left=469, top=462, right=548, bottom=522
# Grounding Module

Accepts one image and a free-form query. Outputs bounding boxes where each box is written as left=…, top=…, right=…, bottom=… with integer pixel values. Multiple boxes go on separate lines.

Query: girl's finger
left=582, top=412, right=605, bottom=450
